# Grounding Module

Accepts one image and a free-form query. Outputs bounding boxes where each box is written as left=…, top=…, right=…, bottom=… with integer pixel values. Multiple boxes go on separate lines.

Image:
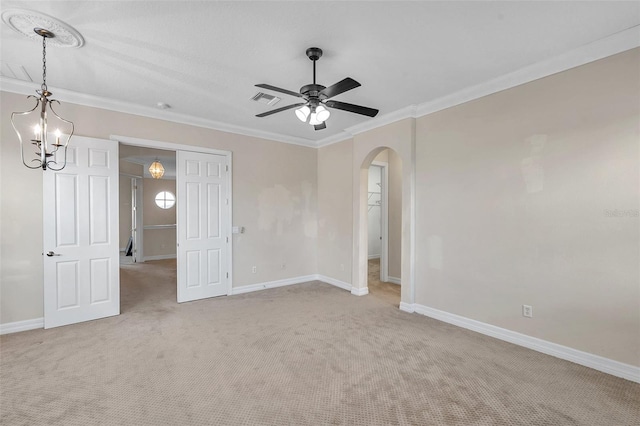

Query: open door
left=176, top=150, right=230, bottom=302
left=43, top=136, right=120, bottom=328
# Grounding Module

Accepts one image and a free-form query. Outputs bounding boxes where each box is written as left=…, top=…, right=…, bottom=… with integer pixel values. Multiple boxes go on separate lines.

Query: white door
left=43, top=136, right=120, bottom=328
left=177, top=150, right=230, bottom=302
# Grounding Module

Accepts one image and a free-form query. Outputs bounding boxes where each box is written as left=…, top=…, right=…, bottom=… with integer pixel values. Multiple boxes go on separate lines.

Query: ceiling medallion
left=2, top=9, right=84, bottom=48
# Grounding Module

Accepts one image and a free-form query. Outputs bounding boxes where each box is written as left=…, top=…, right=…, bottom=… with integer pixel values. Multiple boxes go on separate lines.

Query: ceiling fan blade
left=314, top=122, right=327, bottom=131
left=325, top=100, right=379, bottom=117
left=256, top=103, right=305, bottom=118
left=319, top=78, right=361, bottom=99
left=255, top=84, right=303, bottom=98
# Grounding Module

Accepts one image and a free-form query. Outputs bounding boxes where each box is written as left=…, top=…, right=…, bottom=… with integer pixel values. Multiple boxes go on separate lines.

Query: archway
left=349, top=118, right=416, bottom=311
left=366, top=149, right=402, bottom=306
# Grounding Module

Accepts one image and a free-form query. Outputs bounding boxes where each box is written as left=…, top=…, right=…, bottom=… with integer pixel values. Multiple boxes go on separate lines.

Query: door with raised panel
left=176, top=150, right=230, bottom=303
left=43, top=136, right=120, bottom=328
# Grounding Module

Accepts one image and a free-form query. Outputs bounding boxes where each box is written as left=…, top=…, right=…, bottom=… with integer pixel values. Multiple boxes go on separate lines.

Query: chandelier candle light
left=11, top=28, right=74, bottom=171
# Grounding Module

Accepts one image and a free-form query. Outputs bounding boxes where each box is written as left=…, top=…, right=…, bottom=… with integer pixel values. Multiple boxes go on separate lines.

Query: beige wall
left=371, top=148, right=402, bottom=279
left=317, top=139, right=353, bottom=283
left=415, top=49, right=639, bottom=365
left=0, top=92, right=317, bottom=324
left=142, top=178, right=177, bottom=258
left=2, top=48, right=637, bottom=368
left=387, top=149, right=402, bottom=279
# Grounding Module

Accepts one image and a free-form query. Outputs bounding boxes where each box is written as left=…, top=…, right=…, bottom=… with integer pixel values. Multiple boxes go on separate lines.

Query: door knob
left=46, top=251, right=61, bottom=257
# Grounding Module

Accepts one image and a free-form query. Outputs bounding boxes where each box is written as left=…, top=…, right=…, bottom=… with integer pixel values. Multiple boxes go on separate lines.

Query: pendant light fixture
left=149, top=159, right=165, bottom=179
left=10, top=28, right=74, bottom=171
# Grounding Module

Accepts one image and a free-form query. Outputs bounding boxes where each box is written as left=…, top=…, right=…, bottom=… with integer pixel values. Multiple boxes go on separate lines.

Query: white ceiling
left=1, top=1, right=639, bottom=147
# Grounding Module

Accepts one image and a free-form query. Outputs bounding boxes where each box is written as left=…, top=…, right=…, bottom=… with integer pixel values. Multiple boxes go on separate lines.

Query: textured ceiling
left=1, top=1, right=639, bottom=146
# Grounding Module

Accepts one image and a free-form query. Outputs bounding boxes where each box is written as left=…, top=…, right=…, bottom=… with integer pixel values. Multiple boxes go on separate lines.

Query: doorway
left=118, top=145, right=178, bottom=309
left=365, top=149, right=402, bottom=306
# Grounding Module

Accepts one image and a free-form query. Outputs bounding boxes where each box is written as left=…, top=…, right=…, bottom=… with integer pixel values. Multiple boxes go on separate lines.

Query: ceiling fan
left=255, top=47, right=379, bottom=130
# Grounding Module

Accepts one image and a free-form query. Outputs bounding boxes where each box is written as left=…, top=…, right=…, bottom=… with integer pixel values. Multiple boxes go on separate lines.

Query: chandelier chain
left=41, top=35, right=47, bottom=92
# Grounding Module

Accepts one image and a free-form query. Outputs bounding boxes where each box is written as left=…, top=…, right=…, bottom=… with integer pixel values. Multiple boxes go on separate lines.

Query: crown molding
left=3, top=26, right=638, bottom=151
left=315, top=105, right=417, bottom=148
left=315, top=25, right=640, bottom=148
left=0, top=77, right=317, bottom=148
left=414, top=25, right=640, bottom=118
left=315, top=131, right=353, bottom=148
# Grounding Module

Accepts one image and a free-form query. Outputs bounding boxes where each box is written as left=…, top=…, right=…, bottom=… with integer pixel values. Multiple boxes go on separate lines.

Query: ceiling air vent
left=251, top=92, right=281, bottom=106
left=0, top=61, right=32, bottom=82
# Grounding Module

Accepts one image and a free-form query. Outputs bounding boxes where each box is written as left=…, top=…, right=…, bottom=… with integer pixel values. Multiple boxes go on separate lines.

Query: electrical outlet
left=251, top=266, right=257, bottom=274
left=522, top=305, right=533, bottom=318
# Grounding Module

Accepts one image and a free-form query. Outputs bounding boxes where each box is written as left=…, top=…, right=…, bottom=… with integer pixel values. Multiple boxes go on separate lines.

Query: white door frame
left=110, top=135, right=233, bottom=294
left=119, top=172, right=144, bottom=262
left=131, top=176, right=143, bottom=263
left=371, top=161, right=389, bottom=282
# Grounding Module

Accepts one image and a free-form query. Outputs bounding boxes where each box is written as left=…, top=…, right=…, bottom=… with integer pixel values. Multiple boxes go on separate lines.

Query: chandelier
left=11, top=28, right=74, bottom=171
left=149, top=160, right=165, bottom=179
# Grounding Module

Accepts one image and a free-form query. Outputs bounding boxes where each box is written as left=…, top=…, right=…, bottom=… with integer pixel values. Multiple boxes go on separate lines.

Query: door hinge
left=226, top=236, right=229, bottom=243
left=225, top=165, right=229, bottom=172
left=225, top=198, right=229, bottom=205
left=226, top=272, right=229, bottom=278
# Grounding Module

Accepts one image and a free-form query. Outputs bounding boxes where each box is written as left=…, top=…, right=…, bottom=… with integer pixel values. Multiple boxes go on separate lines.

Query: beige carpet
left=1, top=259, right=638, bottom=425
left=367, top=258, right=401, bottom=307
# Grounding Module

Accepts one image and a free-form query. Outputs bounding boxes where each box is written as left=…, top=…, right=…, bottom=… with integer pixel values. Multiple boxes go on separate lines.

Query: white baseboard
left=0, top=317, right=44, bottom=335
left=405, top=303, right=640, bottom=384
left=317, top=275, right=352, bottom=292
left=231, top=275, right=318, bottom=295
left=368, top=254, right=380, bottom=260
left=399, top=302, right=415, bottom=313
left=351, top=286, right=369, bottom=296
left=143, top=254, right=177, bottom=261
left=387, top=276, right=401, bottom=285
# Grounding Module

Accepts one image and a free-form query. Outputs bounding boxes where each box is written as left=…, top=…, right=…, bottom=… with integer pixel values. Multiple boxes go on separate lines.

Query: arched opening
left=366, top=148, right=402, bottom=306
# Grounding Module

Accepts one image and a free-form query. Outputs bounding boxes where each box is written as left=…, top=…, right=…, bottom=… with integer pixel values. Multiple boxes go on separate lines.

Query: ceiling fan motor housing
left=300, top=84, right=326, bottom=100
left=306, top=47, right=323, bottom=61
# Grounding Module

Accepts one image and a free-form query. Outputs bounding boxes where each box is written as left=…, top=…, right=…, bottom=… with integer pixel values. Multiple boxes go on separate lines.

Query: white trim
left=372, top=160, right=389, bottom=283
left=143, top=224, right=176, bottom=230
left=143, top=254, right=177, bottom=261
left=0, top=77, right=316, bottom=148
left=317, top=275, right=352, bottom=292
left=387, top=276, right=401, bottom=285
left=315, top=26, right=640, bottom=148
left=112, top=135, right=231, bottom=156
left=399, top=302, right=414, bottom=313
left=351, top=286, right=369, bottom=296
left=315, top=131, right=353, bottom=148
left=114, top=135, right=234, bottom=296
left=0, top=317, right=44, bottom=335
left=346, top=105, right=417, bottom=138
left=2, top=28, right=637, bottom=151
left=230, top=275, right=317, bottom=295
left=368, top=254, right=380, bottom=260
left=406, top=303, right=640, bottom=383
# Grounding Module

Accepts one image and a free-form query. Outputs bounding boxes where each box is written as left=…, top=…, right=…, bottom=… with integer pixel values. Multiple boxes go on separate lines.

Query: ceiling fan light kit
left=255, top=47, right=378, bottom=131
